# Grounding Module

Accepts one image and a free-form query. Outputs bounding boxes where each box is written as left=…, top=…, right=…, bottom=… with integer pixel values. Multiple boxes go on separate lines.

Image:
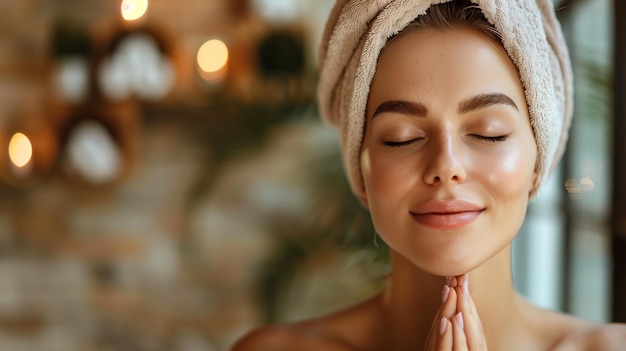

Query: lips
left=410, top=199, right=484, bottom=229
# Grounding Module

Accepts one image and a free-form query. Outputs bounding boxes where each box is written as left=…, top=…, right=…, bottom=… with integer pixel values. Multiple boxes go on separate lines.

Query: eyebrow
left=372, top=100, right=427, bottom=118
left=457, top=93, right=519, bottom=114
left=372, top=93, right=519, bottom=118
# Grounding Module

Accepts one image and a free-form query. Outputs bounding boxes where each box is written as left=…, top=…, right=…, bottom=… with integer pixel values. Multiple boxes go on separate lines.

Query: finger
left=459, top=274, right=476, bottom=313
left=425, top=285, right=458, bottom=350
left=436, top=317, right=453, bottom=351
left=466, top=288, right=483, bottom=332
left=467, top=291, right=481, bottom=327
left=455, top=275, right=472, bottom=317
left=465, top=295, right=487, bottom=350
left=456, top=276, right=488, bottom=350
left=452, top=312, right=468, bottom=351
left=454, top=274, right=465, bottom=288
left=442, top=285, right=458, bottom=318
left=449, top=276, right=458, bottom=287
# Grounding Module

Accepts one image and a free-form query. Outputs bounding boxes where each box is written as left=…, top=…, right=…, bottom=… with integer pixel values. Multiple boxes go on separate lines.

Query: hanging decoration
left=49, top=20, right=93, bottom=105
left=257, top=30, right=304, bottom=79
left=96, top=29, right=176, bottom=103
left=58, top=105, right=138, bottom=188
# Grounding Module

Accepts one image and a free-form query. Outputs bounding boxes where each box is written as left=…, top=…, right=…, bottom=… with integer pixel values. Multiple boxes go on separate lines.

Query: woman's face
left=361, top=27, right=537, bottom=276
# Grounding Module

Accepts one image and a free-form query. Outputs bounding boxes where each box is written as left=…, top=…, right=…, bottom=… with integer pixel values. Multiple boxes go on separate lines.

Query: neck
left=380, top=245, right=523, bottom=350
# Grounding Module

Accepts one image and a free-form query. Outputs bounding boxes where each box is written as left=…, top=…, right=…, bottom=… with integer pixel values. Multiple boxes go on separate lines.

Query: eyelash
left=473, top=135, right=508, bottom=143
left=383, top=139, right=423, bottom=147
left=383, top=135, right=508, bottom=147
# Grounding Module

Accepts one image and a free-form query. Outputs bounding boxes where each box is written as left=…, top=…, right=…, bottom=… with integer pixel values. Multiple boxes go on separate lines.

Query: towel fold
left=317, top=0, right=572, bottom=200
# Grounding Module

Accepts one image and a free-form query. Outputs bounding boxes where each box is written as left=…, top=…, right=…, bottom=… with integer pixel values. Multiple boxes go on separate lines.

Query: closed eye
left=383, top=138, right=423, bottom=147
left=472, top=135, right=508, bottom=143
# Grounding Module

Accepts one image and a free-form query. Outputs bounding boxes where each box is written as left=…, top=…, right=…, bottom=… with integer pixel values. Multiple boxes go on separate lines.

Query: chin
left=407, top=249, right=484, bottom=278
left=419, top=264, right=474, bottom=278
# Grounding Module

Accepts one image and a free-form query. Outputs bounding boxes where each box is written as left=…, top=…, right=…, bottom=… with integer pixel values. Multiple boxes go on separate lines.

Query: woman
left=233, top=0, right=626, bottom=349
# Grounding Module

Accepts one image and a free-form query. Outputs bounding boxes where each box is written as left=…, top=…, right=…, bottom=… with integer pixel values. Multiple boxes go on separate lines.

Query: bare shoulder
left=520, top=298, right=624, bottom=350
left=230, top=294, right=383, bottom=351
left=229, top=325, right=296, bottom=351
left=553, top=323, right=626, bottom=351
left=230, top=324, right=355, bottom=351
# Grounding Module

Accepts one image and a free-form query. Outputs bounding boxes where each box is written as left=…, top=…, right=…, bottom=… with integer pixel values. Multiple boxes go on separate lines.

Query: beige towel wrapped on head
left=317, top=0, right=572, bottom=200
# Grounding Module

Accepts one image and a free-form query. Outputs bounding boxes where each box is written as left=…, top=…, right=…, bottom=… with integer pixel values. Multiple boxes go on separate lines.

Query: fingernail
left=442, top=285, right=450, bottom=303
left=439, top=317, right=447, bottom=335
left=456, top=312, right=464, bottom=330
left=445, top=276, right=451, bottom=286
left=462, top=276, right=469, bottom=299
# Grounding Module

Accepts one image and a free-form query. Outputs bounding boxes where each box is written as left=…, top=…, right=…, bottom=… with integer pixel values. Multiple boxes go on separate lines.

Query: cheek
left=361, top=147, right=414, bottom=206
left=361, top=147, right=388, bottom=207
left=361, top=148, right=404, bottom=240
left=479, top=140, right=536, bottom=207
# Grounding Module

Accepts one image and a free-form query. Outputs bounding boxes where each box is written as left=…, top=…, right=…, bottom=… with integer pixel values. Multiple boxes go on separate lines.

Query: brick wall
left=0, top=1, right=382, bottom=350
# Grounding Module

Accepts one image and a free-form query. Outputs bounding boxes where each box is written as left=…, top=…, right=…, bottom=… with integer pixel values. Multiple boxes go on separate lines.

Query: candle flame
left=8, top=132, right=33, bottom=168
left=197, top=39, right=229, bottom=74
left=121, top=0, right=148, bottom=21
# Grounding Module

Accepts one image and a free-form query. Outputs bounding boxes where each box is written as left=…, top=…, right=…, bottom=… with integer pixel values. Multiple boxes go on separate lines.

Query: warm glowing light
left=121, top=0, right=148, bottom=21
left=579, top=177, right=595, bottom=191
left=565, top=177, right=596, bottom=198
left=8, top=132, right=33, bottom=168
left=197, top=39, right=229, bottom=74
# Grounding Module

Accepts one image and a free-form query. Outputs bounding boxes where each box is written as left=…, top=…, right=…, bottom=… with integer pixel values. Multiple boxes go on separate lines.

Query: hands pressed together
left=425, top=274, right=488, bottom=351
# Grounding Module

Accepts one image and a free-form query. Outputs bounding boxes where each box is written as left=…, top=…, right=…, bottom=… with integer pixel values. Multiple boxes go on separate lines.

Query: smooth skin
left=232, top=27, right=626, bottom=351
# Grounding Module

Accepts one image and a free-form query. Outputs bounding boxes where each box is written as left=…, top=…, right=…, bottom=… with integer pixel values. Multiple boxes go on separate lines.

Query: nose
left=422, top=132, right=467, bottom=185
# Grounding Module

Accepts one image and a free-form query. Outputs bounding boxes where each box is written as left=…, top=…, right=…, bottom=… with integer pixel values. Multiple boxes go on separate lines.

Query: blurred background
left=0, top=0, right=620, bottom=350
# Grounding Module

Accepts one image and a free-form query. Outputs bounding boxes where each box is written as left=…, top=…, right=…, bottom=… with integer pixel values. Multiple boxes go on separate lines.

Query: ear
left=357, top=187, right=369, bottom=208
left=529, top=166, right=540, bottom=196
left=357, top=150, right=370, bottom=208
left=357, top=194, right=369, bottom=209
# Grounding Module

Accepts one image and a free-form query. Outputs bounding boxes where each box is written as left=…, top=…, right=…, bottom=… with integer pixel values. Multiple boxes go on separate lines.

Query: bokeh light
left=121, top=0, right=149, bottom=21
left=252, top=0, right=303, bottom=23
left=197, top=39, right=229, bottom=75
left=579, top=177, right=595, bottom=191
left=98, top=33, right=175, bottom=102
left=8, top=132, right=33, bottom=168
left=65, top=121, right=123, bottom=185
left=54, top=57, right=89, bottom=103
left=565, top=177, right=596, bottom=198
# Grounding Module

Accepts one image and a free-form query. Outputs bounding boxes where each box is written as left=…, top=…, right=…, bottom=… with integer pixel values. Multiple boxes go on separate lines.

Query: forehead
left=368, top=27, right=526, bottom=114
